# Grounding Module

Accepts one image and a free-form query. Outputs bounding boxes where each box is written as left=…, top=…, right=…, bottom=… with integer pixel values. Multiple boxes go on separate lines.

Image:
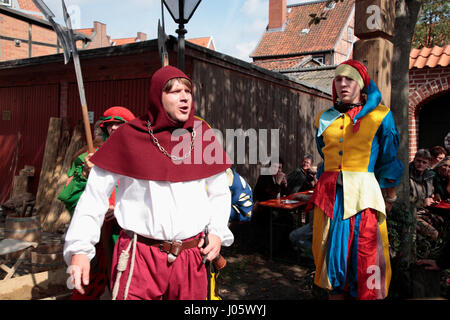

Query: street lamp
left=162, top=0, right=202, bottom=72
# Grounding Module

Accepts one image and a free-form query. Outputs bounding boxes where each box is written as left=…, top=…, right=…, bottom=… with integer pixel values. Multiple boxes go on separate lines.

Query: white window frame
left=325, top=2, right=336, bottom=10
left=313, top=55, right=325, bottom=64
left=0, top=0, right=12, bottom=7
left=347, top=26, right=354, bottom=42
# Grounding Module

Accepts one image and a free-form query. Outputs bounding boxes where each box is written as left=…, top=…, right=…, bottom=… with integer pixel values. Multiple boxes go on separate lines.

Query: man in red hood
left=63, top=66, right=233, bottom=300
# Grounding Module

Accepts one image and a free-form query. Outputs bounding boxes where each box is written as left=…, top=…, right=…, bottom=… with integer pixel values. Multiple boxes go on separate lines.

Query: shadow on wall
left=192, top=61, right=331, bottom=188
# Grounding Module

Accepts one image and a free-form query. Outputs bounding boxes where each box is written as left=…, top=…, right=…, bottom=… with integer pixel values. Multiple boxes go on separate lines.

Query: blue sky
left=43, top=0, right=304, bottom=62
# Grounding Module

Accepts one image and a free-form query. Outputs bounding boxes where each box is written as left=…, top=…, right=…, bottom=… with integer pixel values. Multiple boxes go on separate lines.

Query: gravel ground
left=216, top=222, right=327, bottom=300
left=0, top=213, right=327, bottom=300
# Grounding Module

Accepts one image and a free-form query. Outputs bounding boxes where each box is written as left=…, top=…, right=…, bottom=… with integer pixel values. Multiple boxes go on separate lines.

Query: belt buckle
left=161, top=240, right=183, bottom=263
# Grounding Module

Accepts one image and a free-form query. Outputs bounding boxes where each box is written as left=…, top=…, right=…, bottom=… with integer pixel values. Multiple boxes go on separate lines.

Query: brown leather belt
left=133, top=233, right=200, bottom=262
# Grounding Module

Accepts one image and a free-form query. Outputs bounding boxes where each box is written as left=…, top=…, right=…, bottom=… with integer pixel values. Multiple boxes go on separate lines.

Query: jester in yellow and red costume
left=307, top=60, right=404, bottom=300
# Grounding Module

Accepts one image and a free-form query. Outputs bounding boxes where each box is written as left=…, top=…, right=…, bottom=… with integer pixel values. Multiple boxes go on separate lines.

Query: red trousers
left=110, top=230, right=207, bottom=300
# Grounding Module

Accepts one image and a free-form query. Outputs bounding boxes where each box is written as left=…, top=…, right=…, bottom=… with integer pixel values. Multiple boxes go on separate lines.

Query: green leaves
left=412, top=0, right=450, bottom=48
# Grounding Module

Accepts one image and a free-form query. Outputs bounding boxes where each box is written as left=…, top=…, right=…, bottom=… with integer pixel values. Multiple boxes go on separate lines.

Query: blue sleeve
left=315, top=130, right=325, bottom=179
left=374, top=111, right=404, bottom=188
left=229, top=172, right=253, bottom=222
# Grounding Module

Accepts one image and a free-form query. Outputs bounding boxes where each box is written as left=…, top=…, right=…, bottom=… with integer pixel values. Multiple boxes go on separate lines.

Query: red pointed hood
left=90, top=66, right=231, bottom=182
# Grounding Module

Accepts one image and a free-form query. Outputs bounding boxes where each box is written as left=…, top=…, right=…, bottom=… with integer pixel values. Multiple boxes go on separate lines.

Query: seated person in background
left=409, top=149, right=440, bottom=241
left=253, top=158, right=288, bottom=203
left=251, top=159, right=289, bottom=252
left=289, top=209, right=314, bottom=261
left=429, top=146, right=447, bottom=169
left=417, top=233, right=450, bottom=272
left=288, top=156, right=318, bottom=259
left=445, top=132, right=450, bottom=154
left=226, top=168, right=253, bottom=223
left=432, top=156, right=450, bottom=202
left=417, top=232, right=450, bottom=299
left=410, top=149, right=435, bottom=208
left=286, top=154, right=317, bottom=194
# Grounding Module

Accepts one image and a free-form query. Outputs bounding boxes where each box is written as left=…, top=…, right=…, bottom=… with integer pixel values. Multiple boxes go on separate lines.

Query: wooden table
left=258, top=191, right=312, bottom=260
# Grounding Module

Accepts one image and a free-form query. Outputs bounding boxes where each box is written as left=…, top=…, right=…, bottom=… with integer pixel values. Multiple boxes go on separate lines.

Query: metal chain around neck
left=146, top=120, right=196, bottom=161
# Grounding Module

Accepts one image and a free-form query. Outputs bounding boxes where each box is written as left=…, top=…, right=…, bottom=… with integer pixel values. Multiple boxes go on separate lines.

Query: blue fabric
left=316, top=162, right=324, bottom=180
left=317, top=80, right=381, bottom=136
left=315, top=130, right=325, bottom=180
left=326, top=186, right=363, bottom=296
left=348, top=212, right=361, bottom=298
left=373, top=111, right=404, bottom=188
left=326, top=185, right=349, bottom=291
left=353, top=80, right=382, bottom=123
left=228, top=169, right=253, bottom=222
left=317, top=107, right=341, bottom=137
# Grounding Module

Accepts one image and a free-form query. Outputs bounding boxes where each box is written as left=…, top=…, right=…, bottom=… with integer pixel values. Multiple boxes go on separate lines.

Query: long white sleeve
left=63, top=166, right=116, bottom=265
left=205, top=172, right=234, bottom=246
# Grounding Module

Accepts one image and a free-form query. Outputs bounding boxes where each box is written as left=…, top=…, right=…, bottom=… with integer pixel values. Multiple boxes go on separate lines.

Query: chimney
left=268, top=0, right=286, bottom=30
left=93, top=21, right=109, bottom=47
left=136, top=32, right=147, bottom=41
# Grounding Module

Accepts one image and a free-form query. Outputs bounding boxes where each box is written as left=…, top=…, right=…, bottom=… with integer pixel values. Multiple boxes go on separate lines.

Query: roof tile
left=251, top=0, right=355, bottom=58
left=187, top=37, right=212, bottom=49
left=410, top=48, right=420, bottom=59
left=443, top=44, right=450, bottom=55
left=430, top=45, right=443, bottom=56
left=253, top=56, right=311, bottom=70
left=409, top=44, right=450, bottom=69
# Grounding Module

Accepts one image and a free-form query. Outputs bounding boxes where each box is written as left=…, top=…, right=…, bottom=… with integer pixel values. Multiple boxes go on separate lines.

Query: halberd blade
left=31, top=0, right=72, bottom=64
left=31, top=0, right=55, bottom=18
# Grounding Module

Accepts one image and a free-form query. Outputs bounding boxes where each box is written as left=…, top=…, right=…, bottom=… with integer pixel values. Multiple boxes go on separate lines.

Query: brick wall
left=16, top=0, right=41, bottom=12
left=408, top=66, right=450, bottom=160
left=333, top=10, right=354, bottom=65
left=0, top=12, right=58, bottom=61
left=1, top=13, right=28, bottom=41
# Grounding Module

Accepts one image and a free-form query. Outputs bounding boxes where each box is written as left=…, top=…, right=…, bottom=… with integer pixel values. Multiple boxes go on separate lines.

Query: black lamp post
left=162, top=0, right=202, bottom=72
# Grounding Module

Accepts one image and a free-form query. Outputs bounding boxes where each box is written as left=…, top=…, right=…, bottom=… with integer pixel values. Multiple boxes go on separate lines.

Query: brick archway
left=408, top=72, right=450, bottom=161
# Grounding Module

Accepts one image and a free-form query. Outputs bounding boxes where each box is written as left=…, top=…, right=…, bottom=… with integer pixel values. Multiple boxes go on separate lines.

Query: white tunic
left=63, top=166, right=233, bottom=265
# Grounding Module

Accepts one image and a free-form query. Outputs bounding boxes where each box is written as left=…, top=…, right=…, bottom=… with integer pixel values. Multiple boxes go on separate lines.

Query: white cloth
left=0, top=239, right=38, bottom=256
left=63, top=166, right=233, bottom=265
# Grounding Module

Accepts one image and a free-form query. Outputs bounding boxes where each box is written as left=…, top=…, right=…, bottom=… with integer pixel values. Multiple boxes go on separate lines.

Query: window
left=0, top=0, right=12, bottom=7
left=325, top=2, right=336, bottom=10
left=301, top=28, right=310, bottom=35
left=347, top=27, right=354, bottom=42
left=313, top=55, right=325, bottom=64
